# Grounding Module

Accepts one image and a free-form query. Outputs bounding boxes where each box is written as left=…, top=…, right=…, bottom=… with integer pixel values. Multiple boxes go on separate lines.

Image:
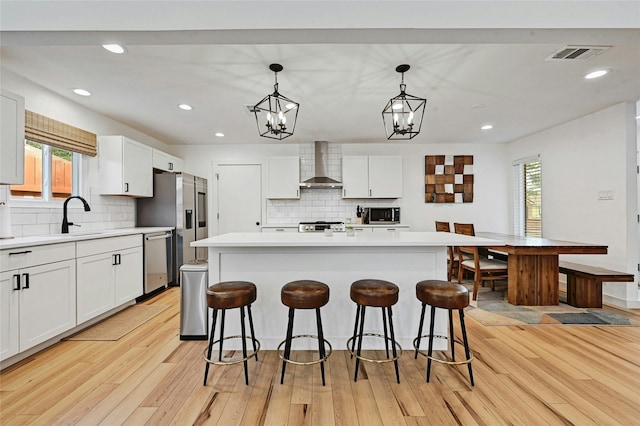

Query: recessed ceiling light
left=215, top=132, right=225, bottom=137
left=178, top=104, right=193, bottom=111
left=72, top=88, right=91, bottom=96
left=102, top=44, right=126, bottom=54
left=584, top=69, right=609, bottom=80
left=481, top=124, right=493, bottom=130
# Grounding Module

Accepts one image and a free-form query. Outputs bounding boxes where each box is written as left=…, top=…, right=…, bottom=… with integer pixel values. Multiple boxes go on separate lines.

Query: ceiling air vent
left=546, top=45, right=611, bottom=61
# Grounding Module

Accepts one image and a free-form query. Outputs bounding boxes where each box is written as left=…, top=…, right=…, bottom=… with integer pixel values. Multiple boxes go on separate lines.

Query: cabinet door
left=122, top=138, right=153, bottom=197
left=76, top=252, right=116, bottom=324
left=342, top=156, right=369, bottom=198
left=152, top=149, right=183, bottom=173
left=115, top=246, right=143, bottom=305
left=19, top=260, right=76, bottom=351
left=368, top=156, right=403, bottom=198
left=0, top=90, right=25, bottom=185
left=0, top=271, right=19, bottom=361
left=267, top=157, right=300, bottom=199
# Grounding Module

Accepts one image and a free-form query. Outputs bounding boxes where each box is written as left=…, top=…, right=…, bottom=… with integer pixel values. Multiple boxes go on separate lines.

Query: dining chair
left=434, top=221, right=457, bottom=281
left=453, top=223, right=508, bottom=301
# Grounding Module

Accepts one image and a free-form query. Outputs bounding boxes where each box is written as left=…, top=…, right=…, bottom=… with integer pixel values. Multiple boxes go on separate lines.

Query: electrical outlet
left=597, top=190, right=614, bottom=200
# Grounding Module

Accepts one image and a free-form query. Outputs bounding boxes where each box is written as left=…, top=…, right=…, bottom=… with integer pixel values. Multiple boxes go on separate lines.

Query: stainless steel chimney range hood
left=299, top=141, right=342, bottom=189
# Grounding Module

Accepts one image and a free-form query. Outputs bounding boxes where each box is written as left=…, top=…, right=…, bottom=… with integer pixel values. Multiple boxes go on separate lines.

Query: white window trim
left=512, top=154, right=540, bottom=237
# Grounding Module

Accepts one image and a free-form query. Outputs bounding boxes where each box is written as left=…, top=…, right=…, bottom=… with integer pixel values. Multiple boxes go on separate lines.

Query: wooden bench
left=559, top=261, right=635, bottom=308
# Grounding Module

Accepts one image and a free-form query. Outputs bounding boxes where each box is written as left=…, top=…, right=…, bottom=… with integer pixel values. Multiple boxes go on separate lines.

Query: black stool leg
left=218, top=309, right=226, bottom=362
left=247, top=304, right=258, bottom=361
left=240, top=306, right=249, bottom=385
left=204, top=308, right=218, bottom=385
left=382, top=307, right=390, bottom=358
left=459, top=309, right=474, bottom=386
left=350, top=304, right=361, bottom=359
left=281, top=307, right=295, bottom=384
left=316, top=307, right=326, bottom=386
left=415, top=302, right=427, bottom=359
left=448, top=309, right=455, bottom=362
left=387, top=306, right=400, bottom=384
left=354, top=305, right=366, bottom=382
left=426, top=305, right=436, bottom=383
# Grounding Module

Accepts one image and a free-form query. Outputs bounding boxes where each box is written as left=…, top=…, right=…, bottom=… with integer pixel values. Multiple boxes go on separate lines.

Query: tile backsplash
left=266, top=143, right=399, bottom=224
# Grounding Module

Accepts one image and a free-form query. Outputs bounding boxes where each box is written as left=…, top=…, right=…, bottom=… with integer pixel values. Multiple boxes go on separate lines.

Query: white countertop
left=192, top=231, right=502, bottom=248
left=0, top=227, right=174, bottom=250
left=261, top=223, right=410, bottom=228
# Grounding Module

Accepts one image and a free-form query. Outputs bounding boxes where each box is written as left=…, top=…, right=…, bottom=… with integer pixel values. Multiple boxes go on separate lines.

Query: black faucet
left=61, top=196, right=91, bottom=233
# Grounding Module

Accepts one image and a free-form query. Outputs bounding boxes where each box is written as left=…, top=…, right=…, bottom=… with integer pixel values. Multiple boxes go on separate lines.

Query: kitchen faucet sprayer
left=61, top=196, right=91, bottom=233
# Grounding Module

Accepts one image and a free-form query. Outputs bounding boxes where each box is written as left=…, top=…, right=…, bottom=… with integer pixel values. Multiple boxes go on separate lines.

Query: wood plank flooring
left=1, top=287, right=639, bottom=425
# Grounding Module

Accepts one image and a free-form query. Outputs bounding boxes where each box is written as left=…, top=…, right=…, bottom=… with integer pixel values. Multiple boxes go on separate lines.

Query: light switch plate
left=598, top=190, right=614, bottom=200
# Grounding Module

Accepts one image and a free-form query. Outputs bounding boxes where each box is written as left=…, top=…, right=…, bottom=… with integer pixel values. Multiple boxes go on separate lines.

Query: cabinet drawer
left=77, top=235, right=142, bottom=257
left=1, top=242, right=75, bottom=271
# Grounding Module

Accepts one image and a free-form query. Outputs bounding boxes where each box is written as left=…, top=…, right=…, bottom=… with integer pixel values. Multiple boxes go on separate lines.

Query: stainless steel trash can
left=179, top=261, right=208, bottom=340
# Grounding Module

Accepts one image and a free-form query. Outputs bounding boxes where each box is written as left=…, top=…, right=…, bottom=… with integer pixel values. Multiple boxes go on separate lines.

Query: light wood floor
left=1, top=287, right=639, bottom=425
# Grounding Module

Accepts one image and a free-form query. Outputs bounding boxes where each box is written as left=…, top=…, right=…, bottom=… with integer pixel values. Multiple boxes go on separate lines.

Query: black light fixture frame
left=253, top=63, right=299, bottom=140
left=382, top=64, right=426, bottom=140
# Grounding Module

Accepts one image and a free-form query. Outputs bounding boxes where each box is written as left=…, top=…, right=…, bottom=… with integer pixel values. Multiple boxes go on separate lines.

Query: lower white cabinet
left=76, top=235, right=143, bottom=325
left=0, top=243, right=76, bottom=361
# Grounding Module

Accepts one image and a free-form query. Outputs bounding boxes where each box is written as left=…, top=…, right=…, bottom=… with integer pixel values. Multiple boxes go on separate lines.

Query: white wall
left=507, top=102, right=639, bottom=308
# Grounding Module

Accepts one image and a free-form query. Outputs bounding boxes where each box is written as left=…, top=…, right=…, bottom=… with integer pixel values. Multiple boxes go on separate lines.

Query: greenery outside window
left=513, top=156, right=542, bottom=237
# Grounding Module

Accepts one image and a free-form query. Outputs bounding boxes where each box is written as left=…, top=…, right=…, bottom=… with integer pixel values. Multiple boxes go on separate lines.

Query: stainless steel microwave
left=365, top=207, right=400, bottom=224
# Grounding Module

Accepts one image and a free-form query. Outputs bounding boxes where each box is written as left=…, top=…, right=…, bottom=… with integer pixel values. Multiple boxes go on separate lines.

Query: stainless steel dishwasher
left=143, top=231, right=172, bottom=295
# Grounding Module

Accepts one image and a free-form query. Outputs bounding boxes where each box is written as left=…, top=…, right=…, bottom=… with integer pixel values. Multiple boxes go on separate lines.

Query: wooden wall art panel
left=425, top=155, right=474, bottom=203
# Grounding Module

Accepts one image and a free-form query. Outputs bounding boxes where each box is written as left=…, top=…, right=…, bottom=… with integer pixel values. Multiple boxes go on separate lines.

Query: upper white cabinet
left=152, top=148, right=184, bottom=173
left=267, top=157, right=300, bottom=199
left=0, top=90, right=25, bottom=185
left=98, top=136, right=153, bottom=197
left=342, top=155, right=403, bottom=198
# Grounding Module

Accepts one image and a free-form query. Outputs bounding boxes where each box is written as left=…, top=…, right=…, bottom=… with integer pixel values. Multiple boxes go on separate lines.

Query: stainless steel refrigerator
left=136, top=172, right=208, bottom=285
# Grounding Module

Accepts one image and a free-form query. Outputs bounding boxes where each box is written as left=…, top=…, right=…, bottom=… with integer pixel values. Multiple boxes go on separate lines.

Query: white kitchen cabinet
left=152, top=148, right=184, bottom=173
left=267, top=157, right=300, bottom=199
left=98, top=136, right=153, bottom=197
left=0, top=89, right=25, bottom=185
left=342, top=155, right=402, bottom=198
left=261, top=226, right=298, bottom=232
left=0, top=243, right=76, bottom=361
left=370, top=225, right=410, bottom=233
left=76, top=235, right=143, bottom=324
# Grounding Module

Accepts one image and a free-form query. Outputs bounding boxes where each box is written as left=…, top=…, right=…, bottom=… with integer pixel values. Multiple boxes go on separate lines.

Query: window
left=9, top=110, right=95, bottom=204
left=513, top=156, right=542, bottom=237
left=10, top=140, right=81, bottom=201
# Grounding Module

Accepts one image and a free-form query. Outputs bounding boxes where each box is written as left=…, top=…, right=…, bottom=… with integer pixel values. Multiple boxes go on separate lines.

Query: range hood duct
left=299, top=141, right=342, bottom=188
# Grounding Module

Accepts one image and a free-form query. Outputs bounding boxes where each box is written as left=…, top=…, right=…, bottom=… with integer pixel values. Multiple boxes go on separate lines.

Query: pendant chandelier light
left=382, top=64, right=426, bottom=140
left=253, top=63, right=299, bottom=140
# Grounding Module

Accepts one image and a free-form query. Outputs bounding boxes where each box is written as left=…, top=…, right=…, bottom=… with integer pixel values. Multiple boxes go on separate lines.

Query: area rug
left=463, top=282, right=640, bottom=326
left=65, top=304, right=170, bottom=341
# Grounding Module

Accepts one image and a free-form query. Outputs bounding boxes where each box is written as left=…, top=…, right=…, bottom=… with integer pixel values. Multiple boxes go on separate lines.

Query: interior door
left=217, top=164, right=262, bottom=234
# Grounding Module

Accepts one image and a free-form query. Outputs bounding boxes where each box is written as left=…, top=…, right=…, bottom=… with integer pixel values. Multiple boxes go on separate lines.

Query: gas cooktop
left=298, top=221, right=345, bottom=232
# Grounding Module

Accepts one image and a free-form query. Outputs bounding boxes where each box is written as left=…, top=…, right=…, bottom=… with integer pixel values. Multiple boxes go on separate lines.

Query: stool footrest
left=347, top=333, right=402, bottom=363
left=203, top=335, right=261, bottom=366
left=413, top=334, right=474, bottom=365
left=277, top=334, right=332, bottom=365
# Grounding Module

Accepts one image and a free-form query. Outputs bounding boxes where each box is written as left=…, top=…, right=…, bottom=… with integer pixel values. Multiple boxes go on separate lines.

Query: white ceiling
left=1, top=1, right=639, bottom=146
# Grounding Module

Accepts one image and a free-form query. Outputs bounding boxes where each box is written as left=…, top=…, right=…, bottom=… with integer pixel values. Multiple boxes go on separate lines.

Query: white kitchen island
left=192, top=231, right=502, bottom=351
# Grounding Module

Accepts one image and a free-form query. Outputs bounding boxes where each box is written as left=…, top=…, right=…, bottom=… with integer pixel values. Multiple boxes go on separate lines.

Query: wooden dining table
left=475, top=232, right=608, bottom=306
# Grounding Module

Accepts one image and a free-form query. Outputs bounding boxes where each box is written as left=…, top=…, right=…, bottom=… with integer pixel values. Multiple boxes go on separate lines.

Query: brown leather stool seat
left=281, top=280, right=329, bottom=309
left=348, top=279, right=401, bottom=383
left=279, top=280, right=332, bottom=386
left=207, top=281, right=257, bottom=310
left=203, top=281, right=259, bottom=387
left=414, top=280, right=474, bottom=387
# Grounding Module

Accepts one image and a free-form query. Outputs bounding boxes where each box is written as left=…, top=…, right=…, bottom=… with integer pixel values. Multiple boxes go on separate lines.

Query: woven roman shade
left=25, top=110, right=97, bottom=157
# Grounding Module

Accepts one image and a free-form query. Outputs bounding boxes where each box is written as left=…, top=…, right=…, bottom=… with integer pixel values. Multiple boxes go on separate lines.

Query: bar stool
left=347, top=279, right=401, bottom=383
left=279, top=280, right=332, bottom=385
left=413, top=280, right=474, bottom=386
left=203, top=281, right=260, bottom=386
